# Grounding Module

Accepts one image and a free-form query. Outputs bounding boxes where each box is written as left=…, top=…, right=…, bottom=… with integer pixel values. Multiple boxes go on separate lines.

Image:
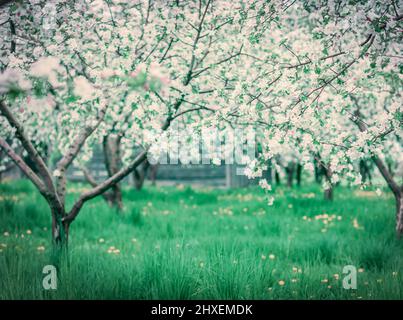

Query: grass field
left=0, top=180, right=402, bottom=299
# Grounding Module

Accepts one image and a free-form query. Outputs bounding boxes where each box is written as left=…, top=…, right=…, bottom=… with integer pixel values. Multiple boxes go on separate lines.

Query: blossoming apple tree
left=224, top=0, right=402, bottom=235
left=0, top=0, right=273, bottom=248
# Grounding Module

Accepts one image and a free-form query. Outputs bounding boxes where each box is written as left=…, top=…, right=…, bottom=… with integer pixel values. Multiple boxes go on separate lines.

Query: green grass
left=0, top=180, right=402, bottom=299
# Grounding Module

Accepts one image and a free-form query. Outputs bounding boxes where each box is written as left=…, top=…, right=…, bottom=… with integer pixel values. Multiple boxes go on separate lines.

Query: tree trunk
left=50, top=206, right=70, bottom=267
left=275, top=170, right=280, bottom=186
left=265, top=160, right=273, bottom=184
left=52, top=215, right=69, bottom=247
left=149, top=164, right=159, bottom=186
left=320, top=159, right=334, bottom=201
left=371, top=155, right=403, bottom=237
left=296, top=163, right=302, bottom=187
left=324, top=186, right=333, bottom=201
left=359, top=159, right=372, bottom=185
left=285, top=163, right=294, bottom=188
left=112, top=184, right=123, bottom=210
left=103, top=136, right=123, bottom=211
left=133, top=160, right=150, bottom=190
left=314, top=158, right=324, bottom=184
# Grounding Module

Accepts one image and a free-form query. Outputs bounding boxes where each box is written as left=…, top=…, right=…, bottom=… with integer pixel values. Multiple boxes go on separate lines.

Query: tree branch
left=63, top=149, right=148, bottom=223
left=55, top=104, right=109, bottom=204
left=0, top=101, right=61, bottom=210
left=0, top=138, right=47, bottom=195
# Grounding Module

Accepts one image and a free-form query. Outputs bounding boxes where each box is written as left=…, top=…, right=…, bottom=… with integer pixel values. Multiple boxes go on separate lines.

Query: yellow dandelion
left=327, top=285, right=332, bottom=289
left=292, top=267, right=298, bottom=273
left=333, top=274, right=340, bottom=280
left=353, top=218, right=363, bottom=229
left=358, top=268, right=364, bottom=273
left=26, top=230, right=32, bottom=235
left=278, top=280, right=285, bottom=286
left=269, top=254, right=275, bottom=260
left=321, top=279, right=328, bottom=283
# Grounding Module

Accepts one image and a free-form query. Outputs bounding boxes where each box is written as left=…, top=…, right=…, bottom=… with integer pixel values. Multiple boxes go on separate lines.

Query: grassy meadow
left=0, top=179, right=402, bottom=299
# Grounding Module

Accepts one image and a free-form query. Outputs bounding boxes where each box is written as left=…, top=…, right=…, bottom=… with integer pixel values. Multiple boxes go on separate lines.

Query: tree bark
left=149, top=163, right=159, bottom=186
left=324, top=185, right=333, bottom=201
left=314, top=158, right=325, bottom=184
left=52, top=213, right=69, bottom=247
left=296, top=163, right=302, bottom=187
left=50, top=207, right=70, bottom=267
left=285, top=162, right=295, bottom=188
left=359, top=159, right=372, bottom=184
left=372, top=155, right=403, bottom=237
left=103, top=135, right=123, bottom=211
left=314, top=155, right=334, bottom=201
left=275, top=170, right=281, bottom=186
